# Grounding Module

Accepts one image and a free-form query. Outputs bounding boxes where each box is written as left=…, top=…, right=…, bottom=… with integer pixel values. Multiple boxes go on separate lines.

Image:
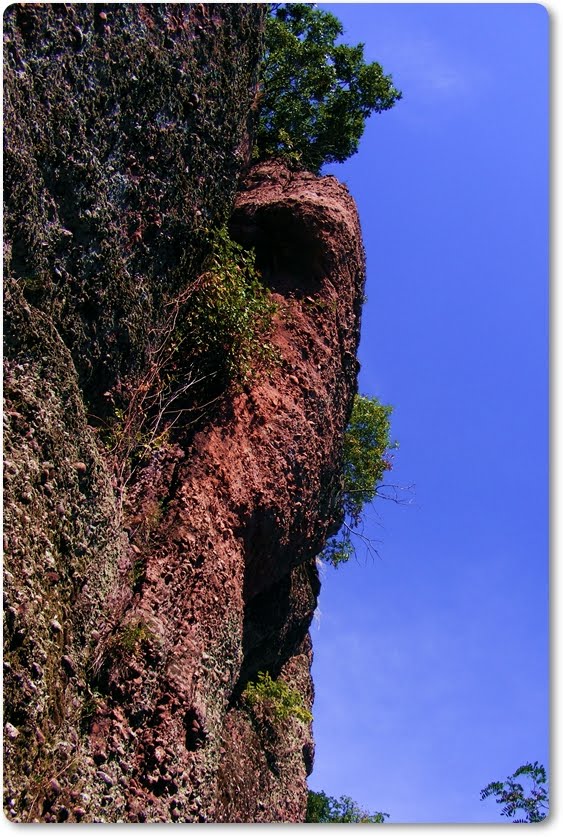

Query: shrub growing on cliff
left=101, top=225, right=277, bottom=493
left=242, top=671, right=312, bottom=724
left=255, top=3, right=402, bottom=173
left=110, top=618, right=155, bottom=656
left=184, top=226, right=278, bottom=385
left=323, top=394, right=397, bottom=567
left=342, top=395, right=396, bottom=524
left=306, top=790, right=389, bottom=823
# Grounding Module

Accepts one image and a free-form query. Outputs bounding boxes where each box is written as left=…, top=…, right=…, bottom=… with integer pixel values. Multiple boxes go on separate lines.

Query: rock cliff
left=3, top=4, right=365, bottom=822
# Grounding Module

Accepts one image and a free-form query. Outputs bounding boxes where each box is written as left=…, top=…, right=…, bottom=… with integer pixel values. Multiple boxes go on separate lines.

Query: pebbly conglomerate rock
left=4, top=5, right=365, bottom=823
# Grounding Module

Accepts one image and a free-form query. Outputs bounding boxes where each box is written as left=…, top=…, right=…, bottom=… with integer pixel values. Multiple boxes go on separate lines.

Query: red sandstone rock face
left=92, top=161, right=366, bottom=822
left=4, top=148, right=364, bottom=820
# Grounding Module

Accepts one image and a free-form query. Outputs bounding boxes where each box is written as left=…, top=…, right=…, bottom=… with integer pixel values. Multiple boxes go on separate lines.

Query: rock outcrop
left=3, top=2, right=264, bottom=408
left=3, top=5, right=365, bottom=823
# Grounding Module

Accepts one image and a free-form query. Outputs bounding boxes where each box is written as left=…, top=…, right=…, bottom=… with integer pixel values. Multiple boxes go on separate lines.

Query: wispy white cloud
left=363, top=29, right=489, bottom=135
left=391, top=36, right=470, bottom=96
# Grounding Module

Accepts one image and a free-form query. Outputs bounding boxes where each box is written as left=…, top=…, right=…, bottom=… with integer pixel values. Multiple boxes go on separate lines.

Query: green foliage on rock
left=255, top=3, right=402, bottom=174
left=306, top=790, right=389, bottom=823
left=111, top=618, right=155, bottom=656
left=99, top=224, right=278, bottom=486
left=480, top=762, right=549, bottom=822
left=185, top=226, right=278, bottom=386
left=323, top=394, right=397, bottom=567
left=342, top=395, right=396, bottom=525
left=242, top=671, right=312, bottom=724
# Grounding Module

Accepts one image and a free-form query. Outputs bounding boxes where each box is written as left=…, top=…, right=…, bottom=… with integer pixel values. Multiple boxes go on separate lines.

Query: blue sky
left=309, top=2, right=549, bottom=823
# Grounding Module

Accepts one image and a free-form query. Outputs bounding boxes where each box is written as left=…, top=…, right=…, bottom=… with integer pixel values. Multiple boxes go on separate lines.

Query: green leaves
left=322, top=394, right=397, bottom=567
left=306, top=790, right=389, bottom=823
left=480, top=762, right=549, bottom=822
left=343, top=395, right=396, bottom=526
left=185, top=226, right=278, bottom=386
left=307, top=764, right=550, bottom=823
left=242, top=671, right=312, bottom=724
left=256, top=3, right=402, bottom=173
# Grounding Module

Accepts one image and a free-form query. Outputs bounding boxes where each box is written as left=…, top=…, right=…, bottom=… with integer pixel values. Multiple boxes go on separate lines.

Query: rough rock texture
left=3, top=5, right=366, bottom=824
left=84, top=161, right=365, bottom=823
left=3, top=280, right=128, bottom=821
left=3, top=2, right=264, bottom=410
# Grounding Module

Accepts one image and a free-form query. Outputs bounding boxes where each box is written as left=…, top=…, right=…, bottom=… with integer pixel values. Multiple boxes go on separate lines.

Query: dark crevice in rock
left=232, top=561, right=321, bottom=704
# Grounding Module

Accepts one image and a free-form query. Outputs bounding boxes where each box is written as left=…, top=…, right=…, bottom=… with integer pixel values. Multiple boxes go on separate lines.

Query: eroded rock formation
left=3, top=5, right=365, bottom=823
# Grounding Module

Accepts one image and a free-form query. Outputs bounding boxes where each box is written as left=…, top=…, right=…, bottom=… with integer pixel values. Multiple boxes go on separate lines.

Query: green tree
left=256, top=3, right=402, bottom=174
left=322, top=394, right=397, bottom=567
left=480, top=762, right=549, bottom=823
left=306, top=790, right=389, bottom=823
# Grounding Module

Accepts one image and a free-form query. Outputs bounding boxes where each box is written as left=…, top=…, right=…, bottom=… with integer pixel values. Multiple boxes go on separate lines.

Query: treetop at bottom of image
left=480, top=762, right=549, bottom=823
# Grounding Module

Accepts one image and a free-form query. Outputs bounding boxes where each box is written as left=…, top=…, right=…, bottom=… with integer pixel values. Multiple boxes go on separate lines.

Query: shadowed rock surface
left=3, top=5, right=365, bottom=823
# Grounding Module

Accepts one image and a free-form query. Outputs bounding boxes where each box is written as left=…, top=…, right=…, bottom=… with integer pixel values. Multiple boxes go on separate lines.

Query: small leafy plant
left=322, top=394, right=397, bottom=567
left=342, top=394, right=396, bottom=525
left=184, top=225, right=278, bottom=386
left=98, top=225, right=277, bottom=501
left=113, top=619, right=155, bottom=656
left=242, top=671, right=312, bottom=724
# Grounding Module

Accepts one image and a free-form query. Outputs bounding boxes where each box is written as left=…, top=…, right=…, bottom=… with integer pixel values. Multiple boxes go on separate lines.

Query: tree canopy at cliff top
left=255, top=3, right=402, bottom=174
